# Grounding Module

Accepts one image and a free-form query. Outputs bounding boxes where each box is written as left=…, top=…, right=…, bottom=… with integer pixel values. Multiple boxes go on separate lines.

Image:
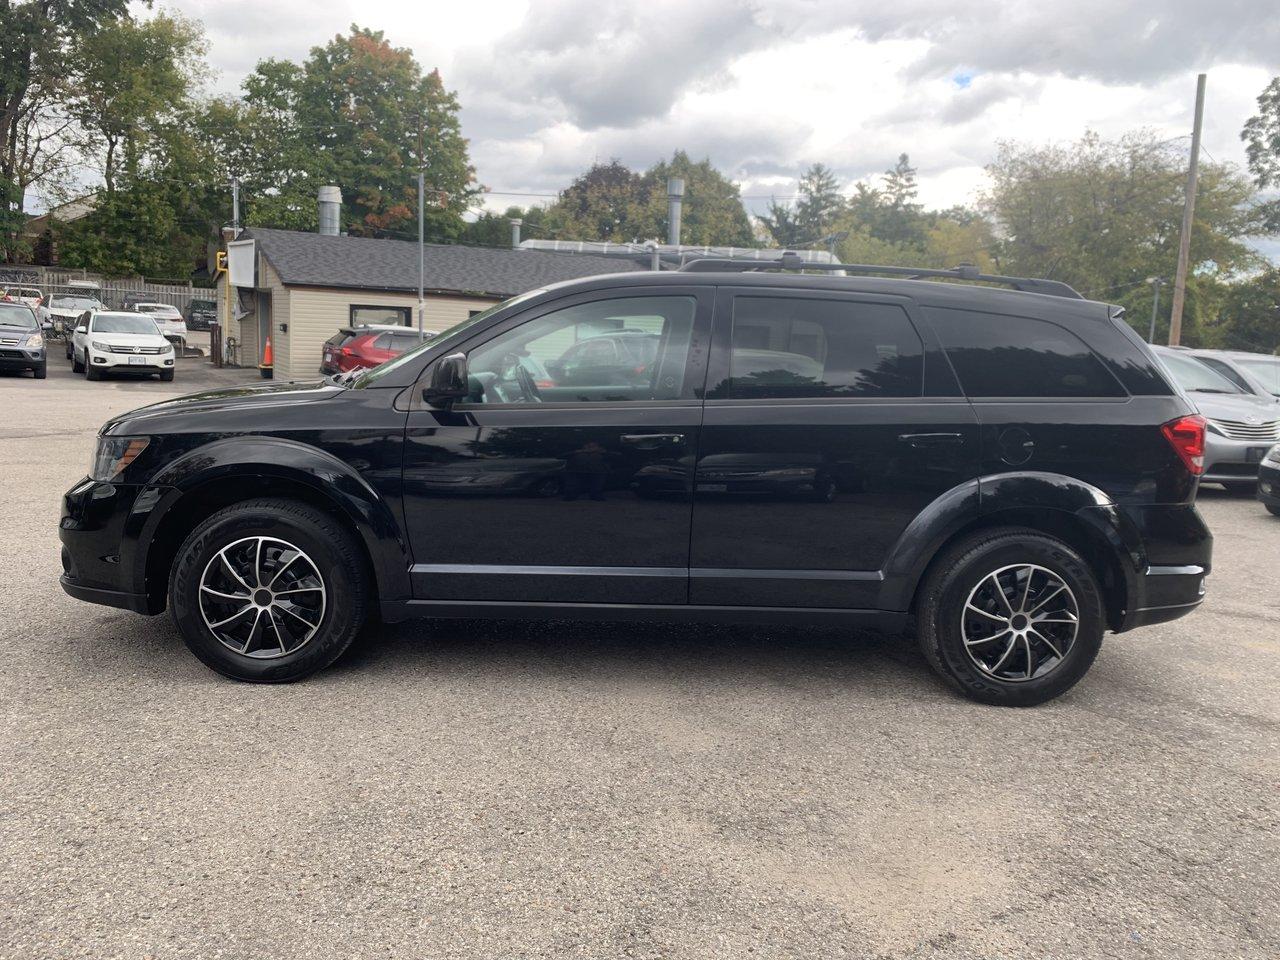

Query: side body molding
left=131, top=436, right=411, bottom=610
left=876, top=471, right=1145, bottom=616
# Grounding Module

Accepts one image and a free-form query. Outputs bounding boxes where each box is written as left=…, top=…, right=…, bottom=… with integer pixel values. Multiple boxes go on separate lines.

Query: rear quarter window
left=931, top=308, right=1126, bottom=399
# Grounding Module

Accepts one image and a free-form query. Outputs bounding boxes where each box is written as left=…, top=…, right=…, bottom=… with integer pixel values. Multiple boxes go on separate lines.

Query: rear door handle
left=898, top=432, right=964, bottom=447
left=621, top=433, right=685, bottom=446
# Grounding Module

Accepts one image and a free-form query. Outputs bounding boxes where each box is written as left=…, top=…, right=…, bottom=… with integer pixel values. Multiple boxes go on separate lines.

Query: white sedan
left=133, top=302, right=188, bottom=348
left=71, top=311, right=176, bottom=381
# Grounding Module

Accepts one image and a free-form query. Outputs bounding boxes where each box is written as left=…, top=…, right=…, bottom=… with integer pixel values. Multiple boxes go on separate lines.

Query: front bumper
left=1202, top=430, right=1273, bottom=483
left=87, top=347, right=175, bottom=371
left=59, top=477, right=163, bottom=614
left=1258, top=460, right=1280, bottom=507
left=0, top=344, right=45, bottom=369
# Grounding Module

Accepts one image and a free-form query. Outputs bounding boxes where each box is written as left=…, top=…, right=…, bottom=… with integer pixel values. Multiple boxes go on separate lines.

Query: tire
left=85, top=356, right=101, bottom=380
left=168, top=498, right=369, bottom=682
left=33, top=362, right=46, bottom=380
left=916, top=527, right=1105, bottom=707
left=1222, top=481, right=1256, bottom=496
left=1266, top=504, right=1280, bottom=518
left=160, top=369, right=174, bottom=382
left=72, top=349, right=84, bottom=373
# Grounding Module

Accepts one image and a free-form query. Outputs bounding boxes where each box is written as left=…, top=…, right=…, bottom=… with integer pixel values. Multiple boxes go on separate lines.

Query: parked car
left=70, top=310, right=175, bottom=381
left=1259, top=444, right=1280, bottom=517
left=0, top=301, right=46, bottom=378
left=46, top=294, right=104, bottom=336
left=1184, top=349, right=1280, bottom=403
left=320, top=324, right=436, bottom=376
left=185, top=298, right=217, bottom=331
left=58, top=259, right=1212, bottom=707
left=130, top=302, right=188, bottom=347
left=119, top=291, right=154, bottom=311
left=2, top=285, right=43, bottom=310
left=547, top=330, right=661, bottom=387
left=1151, top=346, right=1280, bottom=492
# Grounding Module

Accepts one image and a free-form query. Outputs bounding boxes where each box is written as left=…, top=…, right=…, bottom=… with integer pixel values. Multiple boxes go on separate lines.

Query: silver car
left=1153, top=346, right=1280, bottom=492
left=1183, top=348, right=1280, bottom=404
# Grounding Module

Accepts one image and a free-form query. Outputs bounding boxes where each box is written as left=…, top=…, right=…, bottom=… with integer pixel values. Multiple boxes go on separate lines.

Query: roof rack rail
left=678, top=252, right=1083, bottom=300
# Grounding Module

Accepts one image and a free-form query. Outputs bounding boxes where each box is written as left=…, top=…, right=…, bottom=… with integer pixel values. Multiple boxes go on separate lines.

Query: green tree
left=637, top=151, right=755, bottom=246
left=759, top=162, right=846, bottom=247
left=982, top=131, right=1262, bottom=343
left=1242, top=76, right=1280, bottom=232
left=1203, top=269, right=1280, bottom=353
left=544, top=160, right=648, bottom=242
left=0, top=0, right=131, bottom=260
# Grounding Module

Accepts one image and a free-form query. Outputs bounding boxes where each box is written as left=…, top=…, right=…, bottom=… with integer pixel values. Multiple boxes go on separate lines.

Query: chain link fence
left=0, top=265, right=215, bottom=316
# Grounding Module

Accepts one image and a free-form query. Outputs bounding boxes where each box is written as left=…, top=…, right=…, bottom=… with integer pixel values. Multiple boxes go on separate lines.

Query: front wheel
left=1266, top=504, right=1280, bottom=518
left=916, top=528, right=1105, bottom=707
left=160, top=369, right=174, bottom=382
left=168, top=498, right=369, bottom=682
left=33, top=362, right=46, bottom=379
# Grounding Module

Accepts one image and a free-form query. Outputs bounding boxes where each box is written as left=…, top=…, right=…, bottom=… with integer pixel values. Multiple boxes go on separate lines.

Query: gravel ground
left=1, top=354, right=1277, bottom=959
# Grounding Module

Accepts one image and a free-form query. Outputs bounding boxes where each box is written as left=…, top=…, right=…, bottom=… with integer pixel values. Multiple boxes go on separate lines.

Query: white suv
left=71, top=310, right=175, bottom=381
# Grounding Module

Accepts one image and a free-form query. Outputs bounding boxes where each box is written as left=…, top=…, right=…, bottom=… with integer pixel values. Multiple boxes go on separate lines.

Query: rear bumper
left=1109, top=502, right=1212, bottom=632
left=1121, top=565, right=1207, bottom=630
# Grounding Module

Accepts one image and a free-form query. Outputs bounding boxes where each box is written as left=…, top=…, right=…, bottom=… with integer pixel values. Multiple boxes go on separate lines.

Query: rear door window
left=932, top=309, right=1126, bottom=398
left=714, top=296, right=924, bottom=400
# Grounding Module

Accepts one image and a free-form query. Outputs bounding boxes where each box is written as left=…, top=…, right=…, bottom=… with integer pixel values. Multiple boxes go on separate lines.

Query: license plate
left=1247, top=446, right=1268, bottom=463
left=127, top=355, right=146, bottom=365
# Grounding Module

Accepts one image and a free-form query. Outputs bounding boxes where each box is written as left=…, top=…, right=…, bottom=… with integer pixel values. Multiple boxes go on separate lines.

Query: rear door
left=401, top=286, right=713, bottom=606
left=689, top=287, right=979, bottom=609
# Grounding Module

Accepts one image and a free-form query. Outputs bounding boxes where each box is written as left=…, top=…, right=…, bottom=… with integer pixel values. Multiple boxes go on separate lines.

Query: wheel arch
left=880, top=472, right=1144, bottom=631
left=131, top=437, right=409, bottom=615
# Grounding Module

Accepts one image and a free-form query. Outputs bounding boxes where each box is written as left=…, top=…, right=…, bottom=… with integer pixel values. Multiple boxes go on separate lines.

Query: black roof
left=244, top=228, right=643, bottom=299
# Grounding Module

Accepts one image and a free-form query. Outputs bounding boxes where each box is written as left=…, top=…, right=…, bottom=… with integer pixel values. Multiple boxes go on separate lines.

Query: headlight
left=90, top=436, right=150, bottom=481
left=161, top=342, right=174, bottom=353
left=90, top=340, right=111, bottom=352
left=25, top=333, right=43, bottom=348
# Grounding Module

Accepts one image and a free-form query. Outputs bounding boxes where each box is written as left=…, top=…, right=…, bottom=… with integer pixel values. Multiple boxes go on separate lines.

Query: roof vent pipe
left=666, top=177, right=684, bottom=246
left=509, top=218, right=522, bottom=249
left=317, top=185, right=341, bottom=236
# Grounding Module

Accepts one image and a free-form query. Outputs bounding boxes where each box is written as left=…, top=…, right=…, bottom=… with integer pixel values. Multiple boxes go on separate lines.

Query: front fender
left=127, top=436, right=410, bottom=607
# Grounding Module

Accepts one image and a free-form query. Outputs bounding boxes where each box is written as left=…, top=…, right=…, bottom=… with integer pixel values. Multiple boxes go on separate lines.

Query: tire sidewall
left=930, top=536, right=1104, bottom=706
left=170, top=504, right=364, bottom=682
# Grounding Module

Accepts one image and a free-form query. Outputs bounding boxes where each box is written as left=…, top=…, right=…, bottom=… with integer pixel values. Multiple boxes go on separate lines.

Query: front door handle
left=621, top=433, right=685, bottom=446
left=898, top=432, right=964, bottom=447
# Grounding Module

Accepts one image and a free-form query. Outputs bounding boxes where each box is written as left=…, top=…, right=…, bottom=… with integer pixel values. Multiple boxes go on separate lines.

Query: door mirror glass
left=423, top=352, right=468, bottom=406
left=76, top=325, right=87, bottom=334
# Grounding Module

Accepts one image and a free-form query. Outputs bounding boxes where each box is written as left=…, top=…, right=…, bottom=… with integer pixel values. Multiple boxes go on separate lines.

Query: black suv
left=59, top=258, right=1212, bottom=706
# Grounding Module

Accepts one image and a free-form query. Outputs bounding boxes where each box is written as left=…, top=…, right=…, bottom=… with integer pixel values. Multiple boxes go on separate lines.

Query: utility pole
left=231, top=177, right=240, bottom=237
left=417, top=170, right=425, bottom=340
left=1168, top=73, right=1206, bottom=347
left=1147, top=277, right=1164, bottom=343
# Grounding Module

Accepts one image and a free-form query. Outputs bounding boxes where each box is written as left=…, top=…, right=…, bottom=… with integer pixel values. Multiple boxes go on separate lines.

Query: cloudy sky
left=158, top=0, right=1276, bottom=225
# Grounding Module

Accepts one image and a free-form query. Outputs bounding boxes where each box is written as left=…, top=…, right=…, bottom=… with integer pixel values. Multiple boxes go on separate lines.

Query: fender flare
left=877, top=471, right=1144, bottom=615
left=126, top=436, right=411, bottom=606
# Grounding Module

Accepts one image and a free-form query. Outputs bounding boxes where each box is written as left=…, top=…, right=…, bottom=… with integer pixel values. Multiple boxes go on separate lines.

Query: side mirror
left=76, top=325, right=87, bottom=334
left=423, top=352, right=468, bottom=407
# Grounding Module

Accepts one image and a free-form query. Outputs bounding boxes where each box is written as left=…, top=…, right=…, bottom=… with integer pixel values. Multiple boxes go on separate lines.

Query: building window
left=350, top=304, right=411, bottom=327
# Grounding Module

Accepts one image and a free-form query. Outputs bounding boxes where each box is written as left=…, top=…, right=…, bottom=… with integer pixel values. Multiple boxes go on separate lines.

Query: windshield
left=350, top=289, right=545, bottom=388
left=91, top=313, right=161, bottom=335
left=1159, top=351, right=1243, bottom=394
left=52, top=296, right=100, bottom=309
left=1235, top=357, right=1280, bottom=397
left=0, top=303, right=37, bottom=328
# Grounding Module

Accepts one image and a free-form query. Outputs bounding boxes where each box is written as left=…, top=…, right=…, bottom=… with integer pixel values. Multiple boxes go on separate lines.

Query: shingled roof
left=245, top=228, right=643, bottom=298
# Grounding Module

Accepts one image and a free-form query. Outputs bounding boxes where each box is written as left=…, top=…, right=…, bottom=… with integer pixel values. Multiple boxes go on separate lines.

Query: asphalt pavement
left=0, top=350, right=1276, bottom=959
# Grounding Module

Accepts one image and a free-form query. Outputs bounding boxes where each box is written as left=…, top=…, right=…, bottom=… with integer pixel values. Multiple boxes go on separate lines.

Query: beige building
left=219, top=227, right=641, bottom=380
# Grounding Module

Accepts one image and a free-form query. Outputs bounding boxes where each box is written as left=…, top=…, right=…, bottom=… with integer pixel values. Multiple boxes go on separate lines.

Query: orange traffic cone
left=259, top=335, right=274, bottom=379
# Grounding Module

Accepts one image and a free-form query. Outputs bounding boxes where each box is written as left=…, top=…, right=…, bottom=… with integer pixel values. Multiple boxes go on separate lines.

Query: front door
left=402, top=288, right=713, bottom=606
left=689, top=287, right=980, bottom=608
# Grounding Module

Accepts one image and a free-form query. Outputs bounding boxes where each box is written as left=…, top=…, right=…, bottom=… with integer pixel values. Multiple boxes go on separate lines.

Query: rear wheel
left=916, top=528, right=1105, bottom=707
left=169, top=498, right=369, bottom=682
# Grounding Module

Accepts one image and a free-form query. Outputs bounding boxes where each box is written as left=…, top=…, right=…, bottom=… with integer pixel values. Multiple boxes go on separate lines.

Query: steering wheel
left=505, top=354, right=542, bottom=403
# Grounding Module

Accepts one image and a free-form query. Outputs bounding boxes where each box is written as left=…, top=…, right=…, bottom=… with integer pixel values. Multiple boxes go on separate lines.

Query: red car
left=320, top=325, right=436, bottom=376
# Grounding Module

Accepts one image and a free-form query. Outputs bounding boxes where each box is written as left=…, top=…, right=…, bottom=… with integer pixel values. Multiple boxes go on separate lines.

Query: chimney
left=666, top=177, right=685, bottom=246
left=317, top=185, right=341, bottom=236
left=509, top=217, right=523, bottom=248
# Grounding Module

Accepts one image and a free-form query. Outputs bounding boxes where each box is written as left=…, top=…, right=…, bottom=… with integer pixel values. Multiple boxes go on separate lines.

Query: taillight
left=1161, top=414, right=1206, bottom=476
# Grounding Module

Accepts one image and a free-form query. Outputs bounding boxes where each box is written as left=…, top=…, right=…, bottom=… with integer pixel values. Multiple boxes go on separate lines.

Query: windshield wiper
left=1188, top=387, right=1235, bottom=394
